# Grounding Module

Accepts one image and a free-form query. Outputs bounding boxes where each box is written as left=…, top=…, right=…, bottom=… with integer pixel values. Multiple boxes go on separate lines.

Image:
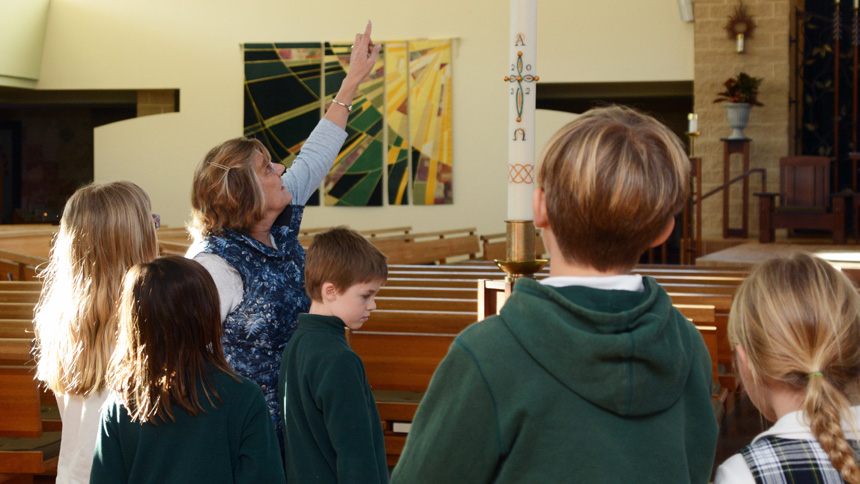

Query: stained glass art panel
left=322, top=42, right=385, bottom=207
left=243, top=43, right=323, bottom=205
left=385, top=41, right=410, bottom=205
left=408, top=39, right=453, bottom=205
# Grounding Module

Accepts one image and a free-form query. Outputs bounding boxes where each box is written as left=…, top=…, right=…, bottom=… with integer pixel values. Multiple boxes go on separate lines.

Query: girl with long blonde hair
left=33, top=181, right=158, bottom=484
left=715, top=252, right=860, bottom=484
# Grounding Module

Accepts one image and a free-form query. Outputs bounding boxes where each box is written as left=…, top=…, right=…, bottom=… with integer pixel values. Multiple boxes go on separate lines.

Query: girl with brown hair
left=89, top=256, right=284, bottom=484
left=715, top=252, right=860, bottom=484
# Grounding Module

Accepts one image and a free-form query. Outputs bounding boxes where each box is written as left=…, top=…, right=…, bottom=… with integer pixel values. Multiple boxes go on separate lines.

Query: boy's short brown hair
left=537, top=105, right=690, bottom=272
left=305, top=226, right=388, bottom=302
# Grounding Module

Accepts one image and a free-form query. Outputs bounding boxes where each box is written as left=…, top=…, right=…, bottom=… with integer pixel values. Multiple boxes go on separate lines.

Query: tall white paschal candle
left=507, top=0, right=537, bottom=221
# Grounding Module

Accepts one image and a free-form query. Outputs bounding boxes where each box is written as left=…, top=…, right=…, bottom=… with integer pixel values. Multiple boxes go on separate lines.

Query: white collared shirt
left=539, top=274, right=645, bottom=292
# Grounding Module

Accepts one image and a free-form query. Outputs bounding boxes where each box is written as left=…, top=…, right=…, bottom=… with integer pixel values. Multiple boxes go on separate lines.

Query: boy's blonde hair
left=536, top=105, right=690, bottom=272
left=305, top=226, right=388, bottom=302
left=34, top=181, right=159, bottom=395
left=189, top=137, right=272, bottom=241
left=729, top=253, right=860, bottom=483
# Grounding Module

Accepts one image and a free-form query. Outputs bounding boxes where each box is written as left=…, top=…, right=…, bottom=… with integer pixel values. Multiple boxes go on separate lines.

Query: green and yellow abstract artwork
left=242, top=39, right=452, bottom=207
left=385, top=41, right=410, bottom=206
left=323, top=42, right=385, bottom=206
left=243, top=43, right=324, bottom=204
left=409, top=39, right=453, bottom=205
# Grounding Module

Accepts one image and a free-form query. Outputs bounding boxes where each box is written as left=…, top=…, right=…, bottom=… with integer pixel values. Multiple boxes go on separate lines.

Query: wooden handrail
left=700, top=168, right=767, bottom=202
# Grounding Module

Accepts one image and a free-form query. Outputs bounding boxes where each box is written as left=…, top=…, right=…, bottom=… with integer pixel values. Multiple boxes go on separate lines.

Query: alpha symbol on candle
left=515, top=33, right=526, bottom=46
left=509, top=164, right=535, bottom=184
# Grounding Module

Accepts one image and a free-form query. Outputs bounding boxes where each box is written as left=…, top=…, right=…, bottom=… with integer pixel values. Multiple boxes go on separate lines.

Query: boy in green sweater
left=279, top=226, right=389, bottom=484
left=390, top=106, right=718, bottom=484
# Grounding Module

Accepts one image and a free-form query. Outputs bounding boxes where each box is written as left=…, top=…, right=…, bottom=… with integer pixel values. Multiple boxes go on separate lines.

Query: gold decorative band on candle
left=508, top=163, right=535, bottom=184
left=495, top=220, right=548, bottom=282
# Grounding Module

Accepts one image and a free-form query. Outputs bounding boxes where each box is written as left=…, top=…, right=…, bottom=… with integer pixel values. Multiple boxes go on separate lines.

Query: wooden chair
left=756, top=156, right=847, bottom=243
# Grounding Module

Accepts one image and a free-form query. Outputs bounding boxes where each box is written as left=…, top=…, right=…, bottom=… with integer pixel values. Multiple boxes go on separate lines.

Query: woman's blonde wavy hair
left=33, top=181, right=159, bottom=396
left=729, top=252, right=860, bottom=483
left=188, top=137, right=269, bottom=241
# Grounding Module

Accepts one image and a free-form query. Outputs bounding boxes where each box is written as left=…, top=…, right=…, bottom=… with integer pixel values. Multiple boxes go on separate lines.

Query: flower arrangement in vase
left=714, top=72, right=764, bottom=139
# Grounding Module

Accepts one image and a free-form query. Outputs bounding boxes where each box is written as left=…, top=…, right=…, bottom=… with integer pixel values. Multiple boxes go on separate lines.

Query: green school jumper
left=391, top=277, right=718, bottom=484
left=90, top=367, right=285, bottom=484
left=279, top=313, right=388, bottom=484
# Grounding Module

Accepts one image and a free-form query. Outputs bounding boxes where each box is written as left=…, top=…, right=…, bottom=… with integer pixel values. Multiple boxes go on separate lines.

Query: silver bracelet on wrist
left=330, top=99, right=353, bottom=111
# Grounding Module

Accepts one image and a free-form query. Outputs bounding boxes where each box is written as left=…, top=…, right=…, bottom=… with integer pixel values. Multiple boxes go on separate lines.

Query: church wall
left=34, top=0, right=694, bottom=236
left=693, top=0, right=791, bottom=239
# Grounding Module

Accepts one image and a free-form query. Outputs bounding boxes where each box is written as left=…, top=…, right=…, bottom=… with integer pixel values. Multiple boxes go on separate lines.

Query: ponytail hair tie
left=808, top=371, right=824, bottom=379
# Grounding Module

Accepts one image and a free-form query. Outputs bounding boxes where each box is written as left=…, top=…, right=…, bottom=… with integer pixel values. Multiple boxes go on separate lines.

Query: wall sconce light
left=725, top=2, right=756, bottom=54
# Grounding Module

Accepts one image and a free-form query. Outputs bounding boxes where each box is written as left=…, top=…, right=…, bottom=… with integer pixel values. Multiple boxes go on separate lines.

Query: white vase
left=724, top=102, right=751, bottom=139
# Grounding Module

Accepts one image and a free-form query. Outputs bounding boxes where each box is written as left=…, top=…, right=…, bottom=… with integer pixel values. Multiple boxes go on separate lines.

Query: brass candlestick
left=495, top=220, right=548, bottom=282
left=686, top=131, right=701, bottom=157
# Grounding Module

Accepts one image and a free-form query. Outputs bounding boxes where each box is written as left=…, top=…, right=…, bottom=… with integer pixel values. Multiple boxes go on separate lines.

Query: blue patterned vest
left=741, top=436, right=860, bottom=484
left=199, top=206, right=310, bottom=435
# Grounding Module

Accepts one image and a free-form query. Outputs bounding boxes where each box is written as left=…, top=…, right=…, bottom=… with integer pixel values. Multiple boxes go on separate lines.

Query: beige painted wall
left=0, top=0, right=51, bottom=88
left=34, top=0, right=694, bottom=235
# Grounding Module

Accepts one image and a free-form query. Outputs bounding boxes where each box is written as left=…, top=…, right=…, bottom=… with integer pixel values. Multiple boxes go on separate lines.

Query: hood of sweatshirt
left=499, top=276, right=696, bottom=417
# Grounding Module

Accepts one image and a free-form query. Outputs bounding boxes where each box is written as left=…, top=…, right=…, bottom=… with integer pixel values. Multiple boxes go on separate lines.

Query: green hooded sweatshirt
left=390, top=277, right=718, bottom=484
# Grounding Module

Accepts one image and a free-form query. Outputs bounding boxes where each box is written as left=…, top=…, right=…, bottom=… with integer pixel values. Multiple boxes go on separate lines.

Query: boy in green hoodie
left=390, top=106, right=718, bottom=484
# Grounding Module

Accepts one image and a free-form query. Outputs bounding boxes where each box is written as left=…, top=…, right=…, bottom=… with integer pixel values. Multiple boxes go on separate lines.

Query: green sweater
left=278, top=313, right=388, bottom=484
left=390, top=277, right=718, bottom=484
left=89, top=368, right=285, bottom=484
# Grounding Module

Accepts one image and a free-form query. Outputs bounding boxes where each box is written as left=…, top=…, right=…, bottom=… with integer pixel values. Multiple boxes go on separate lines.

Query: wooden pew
left=375, top=297, right=477, bottom=313
left=377, top=286, right=477, bottom=300
left=0, top=365, right=60, bottom=481
left=0, top=282, right=41, bottom=292
left=300, top=226, right=412, bottom=238
left=0, top=339, right=33, bottom=366
left=0, top=321, right=33, bottom=339
left=0, top=293, right=39, bottom=304
left=371, top=228, right=480, bottom=264
left=0, top=304, right=36, bottom=321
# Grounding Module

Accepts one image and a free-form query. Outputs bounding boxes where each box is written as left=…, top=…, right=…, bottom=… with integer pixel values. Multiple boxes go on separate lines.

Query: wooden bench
left=0, top=293, right=39, bottom=304
left=0, top=339, right=33, bottom=366
left=375, top=297, right=477, bottom=313
left=370, top=228, right=480, bottom=264
left=0, top=282, right=42, bottom=292
left=377, top=286, right=477, bottom=300
left=0, top=365, right=60, bottom=481
left=300, top=226, right=412, bottom=238
left=0, top=304, right=36, bottom=321
left=0, top=321, right=32, bottom=339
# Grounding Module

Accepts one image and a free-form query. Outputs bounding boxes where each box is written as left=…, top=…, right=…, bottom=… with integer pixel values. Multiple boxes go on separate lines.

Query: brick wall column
left=693, top=0, right=792, bottom=239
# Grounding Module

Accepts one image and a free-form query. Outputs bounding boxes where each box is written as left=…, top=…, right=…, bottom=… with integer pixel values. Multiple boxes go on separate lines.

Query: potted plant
left=713, top=72, right=763, bottom=139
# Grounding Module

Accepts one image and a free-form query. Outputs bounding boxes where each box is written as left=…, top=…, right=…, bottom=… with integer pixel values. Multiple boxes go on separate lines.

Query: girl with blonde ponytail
left=715, top=252, right=860, bottom=484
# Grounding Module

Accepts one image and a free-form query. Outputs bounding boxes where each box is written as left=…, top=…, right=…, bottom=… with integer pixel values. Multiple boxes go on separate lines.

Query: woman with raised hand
left=187, top=21, right=381, bottom=440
